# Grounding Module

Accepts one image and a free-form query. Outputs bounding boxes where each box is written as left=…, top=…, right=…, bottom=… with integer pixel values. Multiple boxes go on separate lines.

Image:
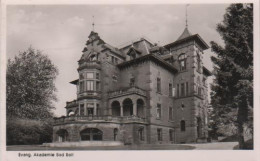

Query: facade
left=53, top=26, right=212, bottom=145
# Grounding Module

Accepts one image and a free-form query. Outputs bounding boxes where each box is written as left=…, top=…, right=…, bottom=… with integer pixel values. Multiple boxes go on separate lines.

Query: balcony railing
left=108, top=86, right=147, bottom=98
left=54, top=115, right=147, bottom=125
left=78, top=61, right=101, bottom=70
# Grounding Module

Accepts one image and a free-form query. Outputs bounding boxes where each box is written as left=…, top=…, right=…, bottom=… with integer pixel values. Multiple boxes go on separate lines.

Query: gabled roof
left=117, top=54, right=178, bottom=73
left=101, top=43, right=126, bottom=59
left=127, top=47, right=142, bottom=56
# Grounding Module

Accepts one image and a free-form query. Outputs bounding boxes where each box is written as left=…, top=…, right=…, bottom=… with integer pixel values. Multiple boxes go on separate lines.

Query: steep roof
left=177, top=27, right=192, bottom=40
left=164, top=27, right=209, bottom=51
left=102, top=43, right=126, bottom=59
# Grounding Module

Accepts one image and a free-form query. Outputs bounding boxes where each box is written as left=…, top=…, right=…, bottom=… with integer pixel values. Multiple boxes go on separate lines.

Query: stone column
left=120, top=105, right=123, bottom=117
left=84, top=103, right=87, bottom=115
left=133, top=103, right=137, bottom=116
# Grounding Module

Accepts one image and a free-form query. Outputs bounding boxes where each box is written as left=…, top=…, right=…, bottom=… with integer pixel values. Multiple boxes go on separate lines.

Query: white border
left=1, top=0, right=259, bottom=161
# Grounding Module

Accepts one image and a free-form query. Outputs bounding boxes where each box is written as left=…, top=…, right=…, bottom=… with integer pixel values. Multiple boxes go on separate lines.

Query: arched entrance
left=111, top=101, right=121, bottom=116
left=137, top=99, right=145, bottom=118
left=123, top=98, right=133, bottom=116
left=56, top=129, right=69, bottom=142
left=80, top=128, right=103, bottom=141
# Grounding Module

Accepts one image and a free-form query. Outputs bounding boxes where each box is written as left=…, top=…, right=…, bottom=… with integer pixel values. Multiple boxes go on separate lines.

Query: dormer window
left=178, top=53, right=187, bottom=71
left=130, top=77, right=135, bottom=86
left=130, top=53, right=136, bottom=60
left=90, top=54, right=97, bottom=61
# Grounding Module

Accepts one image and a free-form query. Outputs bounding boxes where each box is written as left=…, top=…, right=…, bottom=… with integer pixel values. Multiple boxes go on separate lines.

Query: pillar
left=120, top=105, right=123, bottom=116
left=133, top=103, right=137, bottom=116
left=94, top=103, right=97, bottom=116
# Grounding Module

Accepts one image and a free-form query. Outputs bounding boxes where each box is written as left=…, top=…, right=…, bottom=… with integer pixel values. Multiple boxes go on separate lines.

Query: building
left=52, top=25, right=212, bottom=145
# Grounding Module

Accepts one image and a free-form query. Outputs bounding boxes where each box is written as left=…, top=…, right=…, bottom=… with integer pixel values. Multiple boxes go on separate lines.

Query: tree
left=7, top=47, right=59, bottom=119
left=210, top=4, right=253, bottom=149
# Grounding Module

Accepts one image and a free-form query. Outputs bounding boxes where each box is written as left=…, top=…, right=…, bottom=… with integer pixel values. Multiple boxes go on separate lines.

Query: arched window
left=67, top=110, right=74, bottom=116
left=123, top=98, right=133, bottom=116
left=89, top=54, right=97, bottom=61
left=178, top=53, right=187, bottom=71
left=181, top=120, right=186, bottom=131
left=114, top=128, right=118, bottom=141
left=197, top=52, right=201, bottom=71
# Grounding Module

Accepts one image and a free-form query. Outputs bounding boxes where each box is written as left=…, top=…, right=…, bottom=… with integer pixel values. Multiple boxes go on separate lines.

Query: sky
left=6, top=4, right=230, bottom=116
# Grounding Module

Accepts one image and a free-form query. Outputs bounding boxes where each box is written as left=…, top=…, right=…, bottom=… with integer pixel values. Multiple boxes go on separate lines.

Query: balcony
left=53, top=115, right=147, bottom=125
left=78, top=91, right=101, bottom=100
left=78, top=61, right=101, bottom=70
left=108, top=86, right=147, bottom=99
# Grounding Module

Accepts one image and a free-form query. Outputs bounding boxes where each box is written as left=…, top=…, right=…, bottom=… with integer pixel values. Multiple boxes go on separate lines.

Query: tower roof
left=177, top=27, right=192, bottom=40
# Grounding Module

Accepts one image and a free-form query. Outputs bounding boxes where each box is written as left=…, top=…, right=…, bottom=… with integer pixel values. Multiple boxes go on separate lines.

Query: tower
left=164, top=27, right=211, bottom=143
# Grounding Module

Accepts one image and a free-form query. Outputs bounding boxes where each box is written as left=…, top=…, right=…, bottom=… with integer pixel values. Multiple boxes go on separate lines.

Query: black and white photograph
left=1, top=1, right=259, bottom=161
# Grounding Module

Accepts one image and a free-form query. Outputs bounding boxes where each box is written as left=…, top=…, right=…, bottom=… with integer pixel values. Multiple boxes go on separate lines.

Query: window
left=181, top=120, right=186, bottom=131
left=96, top=73, right=100, bottom=80
left=112, top=56, right=115, bottom=63
left=178, top=53, right=187, bottom=71
left=169, top=83, right=173, bottom=96
left=80, top=73, right=84, bottom=80
left=115, top=58, right=118, bottom=64
left=96, top=104, right=99, bottom=116
left=97, top=53, right=99, bottom=60
left=130, top=52, right=136, bottom=60
left=112, top=75, right=118, bottom=82
left=203, top=77, right=206, bottom=86
left=90, top=54, right=97, bottom=61
left=96, top=81, right=100, bottom=91
left=198, top=87, right=202, bottom=96
left=79, top=81, right=85, bottom=93
left=169, top=129, right=174, bottom=142
left=86, top=81, right=94, bottom=91
left=186, top=82, right=189, bottom=96
left=114, top=128, right=118, bottom=141
left=169, top=107, right=173, bottom=120
left=86, top=73, right=94, bottom=79
left=157, top=78, right=161, bottom=93
left=80, top=104, right=85, bottom=116
left=130, top=77, right=135, bottom=86
left=87, top=103, right=94, bottom=116
left=177, top=84, right=179, bottom=97
left=138, top=127, right=144, bottom=141
left=181, top=83, right=185, bottom=97
left=156, top=104, right=161, bottom=119
left=157, top=129, right=162, bottom=141
left=197, top=52, right=201, bottom=71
